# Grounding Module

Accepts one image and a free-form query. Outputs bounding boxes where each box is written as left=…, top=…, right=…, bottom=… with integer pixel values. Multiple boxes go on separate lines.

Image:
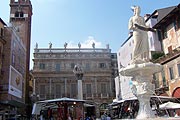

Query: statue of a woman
left=49, top=42, right=52, bottom=49
left=129, top=6, right=155, bottom=64
left=64, top=42, right=68, bottom=49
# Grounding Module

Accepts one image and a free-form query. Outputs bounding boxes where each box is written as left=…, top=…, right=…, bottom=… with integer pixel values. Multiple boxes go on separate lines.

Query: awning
left=109, top=97, right=137, bottom=106
left=37, top=97, right=85, bottom=104
left=32, top=97, right=85, bottom=115
left=159, top=101, right=180, bottom=109
left=32, top=103, right=43, bottom=115
left=84, top=103, right=95, bottom=107
left=0, top=100, right=25, bottom=108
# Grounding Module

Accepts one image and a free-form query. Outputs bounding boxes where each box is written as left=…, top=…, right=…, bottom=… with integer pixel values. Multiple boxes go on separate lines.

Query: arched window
left=15, top=11, right=19, bottom=17
left=20, top=12, right=24, bottom=17
left=15, top=11, right=24, bottom=18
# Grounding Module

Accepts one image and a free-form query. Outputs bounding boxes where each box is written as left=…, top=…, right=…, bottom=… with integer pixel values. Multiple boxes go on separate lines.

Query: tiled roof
left=0, top=18, right=7, bottom=26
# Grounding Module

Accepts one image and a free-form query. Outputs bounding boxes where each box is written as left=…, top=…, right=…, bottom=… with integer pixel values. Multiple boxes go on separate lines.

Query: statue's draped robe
left=129, top=15, right=149, bottom=62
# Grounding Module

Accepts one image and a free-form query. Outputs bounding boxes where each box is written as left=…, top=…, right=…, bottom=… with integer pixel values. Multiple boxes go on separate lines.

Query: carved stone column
left=73, top=64, right=84, bottom=100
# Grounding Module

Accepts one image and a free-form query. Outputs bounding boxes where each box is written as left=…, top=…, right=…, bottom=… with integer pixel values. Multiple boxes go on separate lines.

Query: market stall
left=32, top=97, right=85, bottom=120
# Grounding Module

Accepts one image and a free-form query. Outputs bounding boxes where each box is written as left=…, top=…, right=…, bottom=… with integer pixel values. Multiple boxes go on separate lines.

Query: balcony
left=83, top=93, right=110, bottom=100
left=100, top=93, right=109, bottom=99
left=83, top=94, right=94, bottom=99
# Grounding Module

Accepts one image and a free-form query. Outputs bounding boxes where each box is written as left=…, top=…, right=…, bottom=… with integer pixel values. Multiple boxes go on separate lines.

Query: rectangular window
left=39, top=63, right=45, bottom=69
left=56, top=84, right=61, bottom=98
left=40, top=85, right=45, bottom=98
left=169, top=67, right=174, bottom=80
left=101, top=83, right=107, bottom=94
left=55, top=64, right=60, bottom=71
left=162, top=28, right=167, bottom=39
left=177, top=64, right=180, bottom=77
left=12, top=54, right=15, bottom=66
left=111, top=54, right=116, bottom=59
left=86, top=84, right=92, bottom=94
left=0, top=28, right=4, bottom=36
left=161, top=70, right=166, bottom=86
left=99, top=63, right=106, bottom=68
left=178, top=19, right=180, bottom=29
left=86, top=63, right=90, bottom=71
left=175, top=18, right=180, bottom=30
left=14, top=0, right=19, bottom=2
left=13, top=41, right=16, bottom=48
left=71, top=84, right=77, bottom=98
left=71, top=63, right=75, bottom=69
left=157, top=30, right=162, bottom=41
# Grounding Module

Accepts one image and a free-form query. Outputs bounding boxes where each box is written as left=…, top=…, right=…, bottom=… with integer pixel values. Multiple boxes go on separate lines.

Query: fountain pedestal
left=120, top=62, right=162, bottom=119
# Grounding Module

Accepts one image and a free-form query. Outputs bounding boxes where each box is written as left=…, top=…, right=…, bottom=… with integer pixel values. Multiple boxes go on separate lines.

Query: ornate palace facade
left=32, top=43, right=118, bottom=116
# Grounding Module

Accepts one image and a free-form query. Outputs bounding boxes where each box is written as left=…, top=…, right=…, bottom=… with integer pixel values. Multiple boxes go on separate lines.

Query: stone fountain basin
left=119, top=62, right=163, bottom=77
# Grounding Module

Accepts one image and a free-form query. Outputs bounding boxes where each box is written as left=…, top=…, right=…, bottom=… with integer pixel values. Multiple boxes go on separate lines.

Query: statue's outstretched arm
left=134, top=23, right=156, bottom=32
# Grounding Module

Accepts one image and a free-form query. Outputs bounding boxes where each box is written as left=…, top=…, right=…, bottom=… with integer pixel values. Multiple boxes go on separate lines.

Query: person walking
left=106, top=114, right=111, bottom=120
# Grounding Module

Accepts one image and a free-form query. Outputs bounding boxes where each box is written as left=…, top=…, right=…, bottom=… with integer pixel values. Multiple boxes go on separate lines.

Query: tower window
left=15, top=11, right=19, bottom=17
left=15, top=11, right=24, bottom=18
left=15, top=0, right=19, bottom=2
left=20, top=12, right=24, bottom=17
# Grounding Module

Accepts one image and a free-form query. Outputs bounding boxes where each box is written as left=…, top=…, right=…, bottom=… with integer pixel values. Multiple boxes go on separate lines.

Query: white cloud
left=67, top=36, right=103, bottom=48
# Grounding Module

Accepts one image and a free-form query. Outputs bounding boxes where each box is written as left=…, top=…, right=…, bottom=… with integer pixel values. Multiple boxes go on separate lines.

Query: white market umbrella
left=159, top=101, right=180, bottom=109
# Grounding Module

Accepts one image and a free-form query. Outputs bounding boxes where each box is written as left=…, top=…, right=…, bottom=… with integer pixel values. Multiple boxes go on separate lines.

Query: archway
left=172, top=87, right=180, bottom=98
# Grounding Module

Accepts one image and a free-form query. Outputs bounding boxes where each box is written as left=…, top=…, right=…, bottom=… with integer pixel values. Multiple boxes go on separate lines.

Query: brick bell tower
left=9, top=0, right=32, bottom=104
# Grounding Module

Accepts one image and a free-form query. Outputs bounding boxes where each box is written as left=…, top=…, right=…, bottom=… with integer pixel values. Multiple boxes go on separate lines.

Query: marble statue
left=64, top=42, right=68, bottom=49
left=119, top=6, right=162, bottom=119
left=129, top=6, right=155, bottom=64
left=35, top=42, right=38, bottom=49
left=78, top=42, right=81, bottom=49
left=49, top=42, right=52, bottom=49
left=92, top=42, right=95, bottom=49
left=73, top=64, right=83, bottom=80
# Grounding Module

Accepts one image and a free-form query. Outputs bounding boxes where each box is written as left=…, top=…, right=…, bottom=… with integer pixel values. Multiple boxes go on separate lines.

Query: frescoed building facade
left=153, top=4, right=180, bottom=98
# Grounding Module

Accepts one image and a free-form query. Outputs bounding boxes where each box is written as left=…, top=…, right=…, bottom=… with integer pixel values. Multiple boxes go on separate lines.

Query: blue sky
left=0, top=0, right=180, bottom=69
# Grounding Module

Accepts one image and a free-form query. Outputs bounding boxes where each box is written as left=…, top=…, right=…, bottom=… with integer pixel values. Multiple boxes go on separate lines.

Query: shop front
left=0, top=100, right=26, bottom=120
